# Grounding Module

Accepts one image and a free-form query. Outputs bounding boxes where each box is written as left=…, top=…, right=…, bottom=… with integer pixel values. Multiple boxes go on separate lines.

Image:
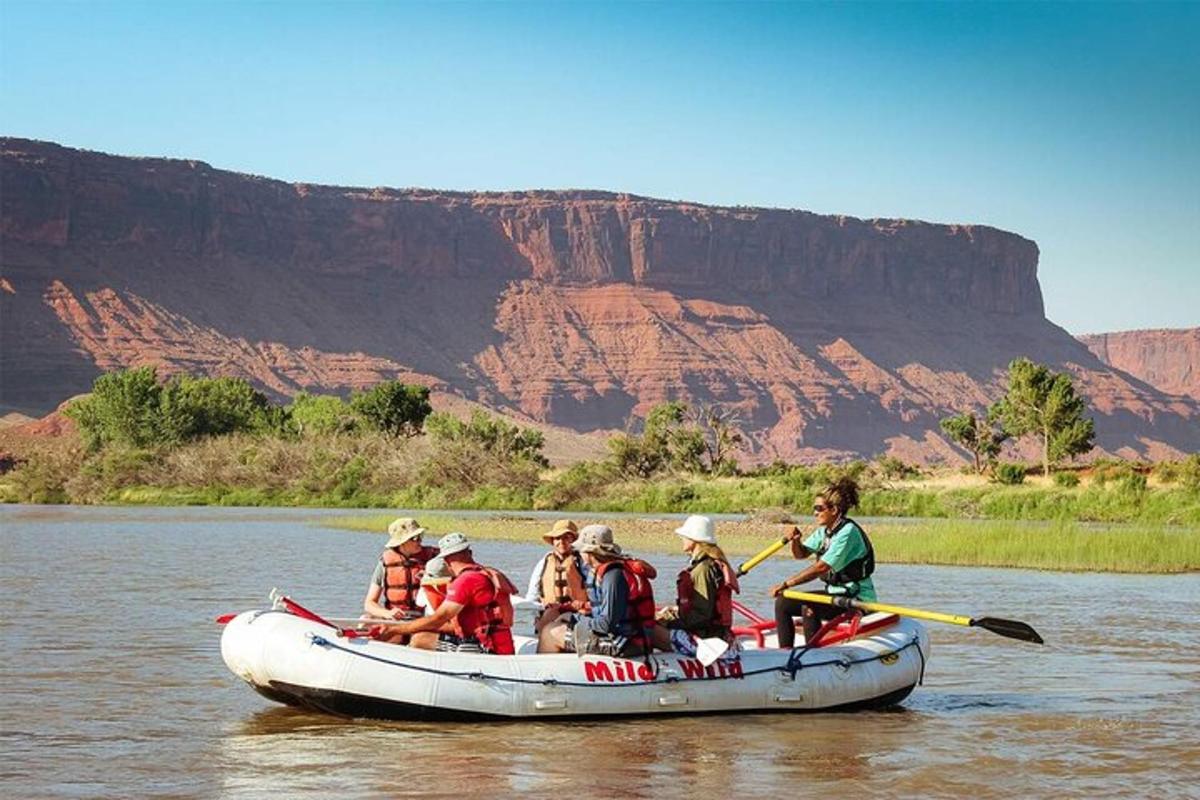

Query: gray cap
left=576, top=524, right=622, bottom=556
left=437, top=531, right=472, bottom=557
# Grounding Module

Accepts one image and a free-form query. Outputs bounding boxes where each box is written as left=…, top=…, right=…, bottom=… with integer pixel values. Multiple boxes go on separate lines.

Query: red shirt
left=446, top=568, right=515, bottom=655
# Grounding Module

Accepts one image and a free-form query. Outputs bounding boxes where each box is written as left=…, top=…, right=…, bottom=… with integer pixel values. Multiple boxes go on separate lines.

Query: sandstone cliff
left=1079, top=328, right=1200, bottom=402
left=3, top=138, right=1196, bottom=463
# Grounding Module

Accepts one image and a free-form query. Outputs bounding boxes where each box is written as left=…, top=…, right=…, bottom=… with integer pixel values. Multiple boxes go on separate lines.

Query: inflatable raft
left=220, top=603, right=930, bottom=720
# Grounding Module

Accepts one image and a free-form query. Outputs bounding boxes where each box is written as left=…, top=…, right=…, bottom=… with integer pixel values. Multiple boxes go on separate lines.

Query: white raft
left=221, top=608, right=930, bottom=720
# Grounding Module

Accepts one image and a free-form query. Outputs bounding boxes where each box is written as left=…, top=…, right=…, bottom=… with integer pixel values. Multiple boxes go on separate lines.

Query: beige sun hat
left=674, top=515, right=717, bottom=544
left=542, top=519, right=579, bottom=544
left=385, top=517, right=426, bottom=548
left=420, top=556, right=452, bottom=585
left=576, top=524, right=622, bottom=556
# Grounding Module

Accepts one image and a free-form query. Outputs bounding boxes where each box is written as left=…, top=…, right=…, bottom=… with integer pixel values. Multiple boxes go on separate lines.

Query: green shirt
left=802, top=520, right=877, bottom=601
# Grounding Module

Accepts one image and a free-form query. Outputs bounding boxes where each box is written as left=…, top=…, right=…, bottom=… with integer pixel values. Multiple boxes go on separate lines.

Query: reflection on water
left=1, top=505, right=1197, bottom=798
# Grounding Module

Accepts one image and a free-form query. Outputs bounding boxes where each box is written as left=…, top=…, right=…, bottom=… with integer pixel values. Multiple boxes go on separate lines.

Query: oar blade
left=972, top=617, right=1044, bottom=644
left=695, top=637, right=730, bottom=667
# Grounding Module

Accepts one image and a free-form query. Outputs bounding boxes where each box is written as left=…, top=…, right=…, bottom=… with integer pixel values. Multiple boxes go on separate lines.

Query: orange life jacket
left=539, top=551, right=589, bottom=608
left=676, top=555, right=738, bottom=632
left=456, top=564, right=517, bottom=654
left=595, top=558, right=658, bottom=647
left=380, top=545, right=439, bottom=613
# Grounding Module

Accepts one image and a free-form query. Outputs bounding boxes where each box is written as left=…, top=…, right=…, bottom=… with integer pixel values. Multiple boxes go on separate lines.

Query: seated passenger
left=419, top=556, right=452, bottom=614
left=651, top=515, right=741, bottom=657
left=389, top=532, right=518, bottom=655
left=362, top=518, right=439, bottom=643
left=538, top=525, right=657, bottom=657
left=524, top=519, right=590, bottom=632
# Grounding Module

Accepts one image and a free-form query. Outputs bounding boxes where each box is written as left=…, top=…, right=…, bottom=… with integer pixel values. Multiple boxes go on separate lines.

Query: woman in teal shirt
left=768, top=477, right=876, bottom=648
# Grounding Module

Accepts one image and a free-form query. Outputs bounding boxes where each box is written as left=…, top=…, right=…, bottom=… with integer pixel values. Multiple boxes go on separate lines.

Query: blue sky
left=2, top=1, right=1196, bottom=334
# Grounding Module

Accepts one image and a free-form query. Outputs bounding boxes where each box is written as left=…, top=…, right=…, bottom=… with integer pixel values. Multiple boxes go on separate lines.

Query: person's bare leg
left=408, top=631, right=440, bottom=650
left=538, top=616, right=571, bottom=653
left=650, top=623, right=673, bottom=653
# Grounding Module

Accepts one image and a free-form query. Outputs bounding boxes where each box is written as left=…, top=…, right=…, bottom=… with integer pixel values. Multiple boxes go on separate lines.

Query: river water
left=1, top=505, right=1197, bottom=799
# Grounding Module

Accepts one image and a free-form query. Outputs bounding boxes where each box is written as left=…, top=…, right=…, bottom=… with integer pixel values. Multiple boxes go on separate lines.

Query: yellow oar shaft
left=783, top=590, right=974, bottom=627
left=737, top=536, right=790, bottom=576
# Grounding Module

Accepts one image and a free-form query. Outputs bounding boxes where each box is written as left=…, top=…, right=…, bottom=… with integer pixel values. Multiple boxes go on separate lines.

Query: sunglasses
left=812, top=504, right=829, bottom=513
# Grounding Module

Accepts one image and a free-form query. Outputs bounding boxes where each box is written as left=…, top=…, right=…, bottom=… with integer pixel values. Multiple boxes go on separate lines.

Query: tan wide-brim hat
left=385, top=517, right=427, bottom=548
left=576, top=524, right=622, bottom=556
left=542, top=519, right=579, bottom=544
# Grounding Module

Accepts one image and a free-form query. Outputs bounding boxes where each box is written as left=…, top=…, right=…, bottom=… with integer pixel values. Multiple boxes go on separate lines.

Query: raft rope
left=303, top=630, right=924, bottom=689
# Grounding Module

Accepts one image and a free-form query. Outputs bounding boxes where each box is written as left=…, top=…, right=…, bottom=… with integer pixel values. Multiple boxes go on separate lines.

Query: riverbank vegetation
left=2, top=368, right=1198, bottom=532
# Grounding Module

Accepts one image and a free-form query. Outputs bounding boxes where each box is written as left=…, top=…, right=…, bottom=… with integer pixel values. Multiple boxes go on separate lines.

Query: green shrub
left=993, top=462, right=1027, bottom=485
left=350, top=382, right=432, bottom=438
left=1180, top=454, right=1200, bottom=492
left=289, top=392, right=359, bottom=436
left=1053, top=471, right=1081, bottom=488
left=874, top=455, right=920, bottom=481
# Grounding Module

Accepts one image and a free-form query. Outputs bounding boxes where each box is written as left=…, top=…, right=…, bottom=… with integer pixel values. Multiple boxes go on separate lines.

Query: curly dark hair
left=819, top=476, right=860, bottom=515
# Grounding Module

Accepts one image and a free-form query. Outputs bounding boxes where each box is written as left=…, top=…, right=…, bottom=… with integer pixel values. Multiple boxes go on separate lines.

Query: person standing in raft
left=768, top=477, right=877, bottom=648
left=651, top=515, right=741, bottom=657
left=538, top=525, right=657, bottom=657
left=524, top=519, right=590, bottom=632
left=362, top=518, right=440, bottom=642
left=388, top=532, right=518, bottom=655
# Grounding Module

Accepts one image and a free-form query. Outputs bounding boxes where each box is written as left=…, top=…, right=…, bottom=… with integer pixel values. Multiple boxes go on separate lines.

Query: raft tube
left=221, top=608, right=930, bottom=720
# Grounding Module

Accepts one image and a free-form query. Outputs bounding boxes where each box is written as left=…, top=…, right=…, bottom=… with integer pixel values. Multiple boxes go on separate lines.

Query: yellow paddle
left=782, top=590, right=1044, bottom=644
left=736, top=529, right=798, bottom=576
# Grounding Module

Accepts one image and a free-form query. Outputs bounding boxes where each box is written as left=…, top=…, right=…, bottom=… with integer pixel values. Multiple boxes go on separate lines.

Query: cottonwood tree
left=991, top=358, right=1095, bottom=477
left=939, top=410, right=1007, bottom=474
left=687, top=402, right=744, bottom=476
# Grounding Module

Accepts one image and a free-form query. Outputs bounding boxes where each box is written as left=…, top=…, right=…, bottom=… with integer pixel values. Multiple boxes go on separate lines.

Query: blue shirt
left=586, top=563, right=630, bottom=637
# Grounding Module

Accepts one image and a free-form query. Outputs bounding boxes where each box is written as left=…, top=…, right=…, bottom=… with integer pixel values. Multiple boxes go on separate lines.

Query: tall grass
left=326, top=514, right=1200, bottom=574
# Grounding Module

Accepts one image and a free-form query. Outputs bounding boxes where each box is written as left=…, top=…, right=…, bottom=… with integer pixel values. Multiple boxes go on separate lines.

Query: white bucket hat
left=385, top=517, right=426, bottom=548
left=437, top=531, right=471, bottom=557
left=674, top=515, right=717, bottom=544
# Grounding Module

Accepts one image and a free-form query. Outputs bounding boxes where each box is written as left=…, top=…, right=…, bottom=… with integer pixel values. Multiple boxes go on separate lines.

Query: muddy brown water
left=1, top=506, right=1197, bottom=798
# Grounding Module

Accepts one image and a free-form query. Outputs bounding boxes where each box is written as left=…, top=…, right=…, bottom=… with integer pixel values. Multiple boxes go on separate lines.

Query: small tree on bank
left=992, top=358, right=1095, bottom=477
left=350, top=382, right=432, bottom=438
left=940, top=410, right=1007, bottom=474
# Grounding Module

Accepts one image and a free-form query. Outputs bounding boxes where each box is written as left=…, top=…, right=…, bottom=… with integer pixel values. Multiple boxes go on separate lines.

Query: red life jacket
left=595, top=558, right=658, bottom=647
left=539, top=551, right=589, bottom=609
left=380, top=545, right=439, bottom=613
left=455, top=564, right=517, bottom=655
left=676, top=555, right=738, bottom=632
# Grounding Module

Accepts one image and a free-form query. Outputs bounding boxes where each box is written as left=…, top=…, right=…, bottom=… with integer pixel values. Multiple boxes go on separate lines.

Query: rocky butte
left=1078, top=328, right=1200, bottom=403
left=2, top=138, right=1197, bottom=463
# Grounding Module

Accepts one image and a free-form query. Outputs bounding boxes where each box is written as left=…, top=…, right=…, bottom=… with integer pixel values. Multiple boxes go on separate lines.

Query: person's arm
left=363, top=577, right=393, bottom=619
left=524, top=554, right=548, bottom=605
left=589, top=568, right=628, bottom=637
left=393, top=600, right=462, bottom=635
left=769, top=560, right=831, bottom=597
left=786, top=525, right=814, bottom=559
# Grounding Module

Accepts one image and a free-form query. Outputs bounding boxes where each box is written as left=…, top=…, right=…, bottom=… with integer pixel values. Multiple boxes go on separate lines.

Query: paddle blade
left=972, top=617, right=1044, bottom=644
left=695, top=637, right=730, bottom=667
left=215, top=613, right=237, bottom=625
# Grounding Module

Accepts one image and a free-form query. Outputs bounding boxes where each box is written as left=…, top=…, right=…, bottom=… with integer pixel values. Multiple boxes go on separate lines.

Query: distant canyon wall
left=3, top=137, right=1197, bottom=463
left=1079, top=328, right=1200, bottom=402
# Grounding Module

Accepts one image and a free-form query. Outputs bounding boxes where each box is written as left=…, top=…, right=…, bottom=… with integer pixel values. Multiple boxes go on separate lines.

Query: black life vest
left=816, top=517, right=875, bottom=587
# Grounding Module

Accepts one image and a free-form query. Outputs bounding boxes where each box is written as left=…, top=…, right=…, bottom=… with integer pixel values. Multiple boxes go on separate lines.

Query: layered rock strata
left=2, top=138, right=1196, bottom=462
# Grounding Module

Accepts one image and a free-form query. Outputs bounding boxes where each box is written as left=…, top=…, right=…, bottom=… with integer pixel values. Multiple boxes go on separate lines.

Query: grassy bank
left=325, top=514, right=1200, bottom=574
